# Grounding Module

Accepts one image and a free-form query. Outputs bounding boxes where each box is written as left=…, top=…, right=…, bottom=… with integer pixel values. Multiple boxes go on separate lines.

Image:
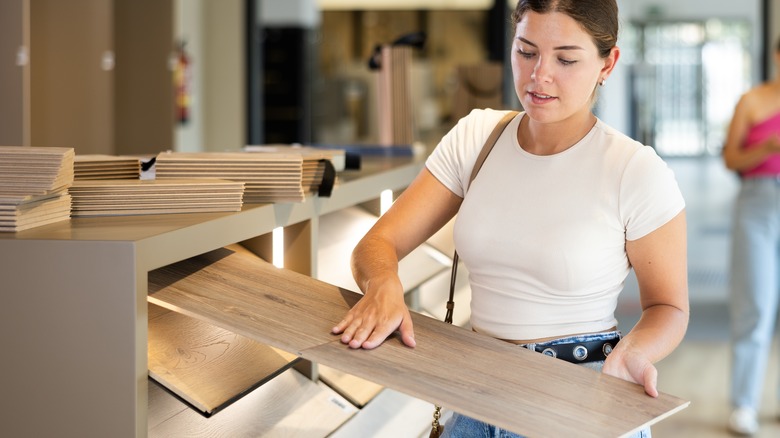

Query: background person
left=722, top=36, right=780, bottom=437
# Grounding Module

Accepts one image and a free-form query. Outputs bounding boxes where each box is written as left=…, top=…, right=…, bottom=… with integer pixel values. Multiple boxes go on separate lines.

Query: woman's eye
left=516, top=49, right=535, bottom=59
left=559, top=58, right=576, bottom=66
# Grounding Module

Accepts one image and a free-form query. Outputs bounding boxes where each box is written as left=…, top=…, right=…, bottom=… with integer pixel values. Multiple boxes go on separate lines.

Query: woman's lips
left=528, top=91, right=556, bottom=104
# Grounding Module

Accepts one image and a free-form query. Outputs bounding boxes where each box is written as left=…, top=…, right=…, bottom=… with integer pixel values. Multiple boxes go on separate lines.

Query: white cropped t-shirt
left=425, top=109, right=685, bottom=340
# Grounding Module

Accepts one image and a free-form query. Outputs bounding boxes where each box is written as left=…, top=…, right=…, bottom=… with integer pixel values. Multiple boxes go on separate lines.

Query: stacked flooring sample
left=156, top=152, right=306, bottom=203
left=376, top=45, right=415, bottom=146
left=244, top=145, right=344, bottom=196
left=0, top=146, right=74, bottom=232
left=74, top=154, right=141, bottom=180
left=68, top=179, right=245, bottom=217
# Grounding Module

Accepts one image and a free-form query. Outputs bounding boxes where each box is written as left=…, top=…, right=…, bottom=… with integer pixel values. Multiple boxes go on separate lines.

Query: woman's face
left=511, top=11, right=617, bottom=124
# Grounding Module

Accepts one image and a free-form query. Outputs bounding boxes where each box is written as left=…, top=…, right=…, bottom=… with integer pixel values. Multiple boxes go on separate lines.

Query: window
left=622, top=20, right=751, bottom=156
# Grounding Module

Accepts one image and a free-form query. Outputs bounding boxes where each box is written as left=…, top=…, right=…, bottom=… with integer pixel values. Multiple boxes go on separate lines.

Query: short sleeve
left=620, top=146, right=685, bottom=241
left=425, top=108, right=513, bottom=198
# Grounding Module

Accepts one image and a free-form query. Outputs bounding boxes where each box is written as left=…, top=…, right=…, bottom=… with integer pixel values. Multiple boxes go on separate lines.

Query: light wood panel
left=148, top=369, right=357, bottom=437
left=317, top=364, right=384, bottom=407
left=148, top=303, right=298, bottom=415
left=148, top=246, right=689, bottom=438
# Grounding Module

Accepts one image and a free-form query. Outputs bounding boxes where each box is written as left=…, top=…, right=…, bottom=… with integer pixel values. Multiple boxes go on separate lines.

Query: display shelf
left=0, top=155, right=424, bottom=438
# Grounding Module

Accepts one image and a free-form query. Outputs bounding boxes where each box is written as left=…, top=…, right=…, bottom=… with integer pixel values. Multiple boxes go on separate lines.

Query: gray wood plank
left=148, top=246, right=689, bottom=437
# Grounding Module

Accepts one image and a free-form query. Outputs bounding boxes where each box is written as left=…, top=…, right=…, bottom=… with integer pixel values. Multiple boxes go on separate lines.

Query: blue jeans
left=729, top=177, right=780, bottom=410
left=441, top=331, right=651, bottom=438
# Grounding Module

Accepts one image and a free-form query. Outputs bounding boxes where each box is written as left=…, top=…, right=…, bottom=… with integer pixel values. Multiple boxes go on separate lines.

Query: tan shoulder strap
left=466, top=110, right=520, bottom=190
left=445, top=110, right=519, bottom=324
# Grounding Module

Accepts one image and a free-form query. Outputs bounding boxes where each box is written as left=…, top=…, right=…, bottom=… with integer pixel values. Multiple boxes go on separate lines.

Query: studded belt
left=533, top=337, right=619, bottom=364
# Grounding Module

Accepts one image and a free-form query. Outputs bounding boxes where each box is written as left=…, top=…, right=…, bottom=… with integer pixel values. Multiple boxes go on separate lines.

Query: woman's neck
left=518, top=112, right=597, bottom=156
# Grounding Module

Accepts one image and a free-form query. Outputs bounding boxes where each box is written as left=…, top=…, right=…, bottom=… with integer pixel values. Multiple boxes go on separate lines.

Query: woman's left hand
left=602, top=348, right=659, bottom=397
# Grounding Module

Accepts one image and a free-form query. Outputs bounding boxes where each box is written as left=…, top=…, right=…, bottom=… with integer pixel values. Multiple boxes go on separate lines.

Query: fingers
left=643, top=365, right=659, bottom=398
left=399, top=314, right=417, bottom=348
left=331, top=310, right=415, bottom=349
left=603, top=349, right=659, bottom=397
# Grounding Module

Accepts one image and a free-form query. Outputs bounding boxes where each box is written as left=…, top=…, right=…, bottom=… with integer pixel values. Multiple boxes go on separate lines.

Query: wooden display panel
left=148, top=303, right=298, bottom=416
left=317, top=364, right=383, bottom=407
left=148, top=368, right=358, bottom=437
left=148, top=246, right=689, bottom=438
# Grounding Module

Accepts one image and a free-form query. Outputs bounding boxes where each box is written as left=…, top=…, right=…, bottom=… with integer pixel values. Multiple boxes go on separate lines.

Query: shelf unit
left=0, top=155, right=425, bottom=438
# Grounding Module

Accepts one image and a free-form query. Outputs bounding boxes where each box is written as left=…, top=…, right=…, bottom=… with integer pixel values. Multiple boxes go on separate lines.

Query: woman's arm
left=603, top=210, right=689, bottom=397
left=332, top=168, right=463, bottom=349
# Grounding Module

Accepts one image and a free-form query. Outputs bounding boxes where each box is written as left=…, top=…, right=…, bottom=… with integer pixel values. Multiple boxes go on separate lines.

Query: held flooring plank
left=303, top=318, right=685, bottom=438
left=147, top=246, right=689, bottom=437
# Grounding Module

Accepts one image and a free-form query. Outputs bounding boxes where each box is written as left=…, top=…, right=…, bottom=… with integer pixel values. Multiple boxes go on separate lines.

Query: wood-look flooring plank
left=148, top=303, right=298, bottom=415
left=148, top=247, right=354, bottom=354
left=148, top=246, right=688, bottom=437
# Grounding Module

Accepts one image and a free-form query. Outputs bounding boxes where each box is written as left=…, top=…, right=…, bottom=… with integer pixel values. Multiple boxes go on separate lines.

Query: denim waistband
left=518, top=331, right=622, bottom=363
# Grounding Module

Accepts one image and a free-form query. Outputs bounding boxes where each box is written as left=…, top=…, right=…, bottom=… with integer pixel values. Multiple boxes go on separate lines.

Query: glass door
left=623, top=20, right=752, bottom=156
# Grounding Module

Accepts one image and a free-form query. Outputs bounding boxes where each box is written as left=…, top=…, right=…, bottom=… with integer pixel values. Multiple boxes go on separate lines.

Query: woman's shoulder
left=457, top=108, right=520, bottom=130
left=592, top=118, right=645, bottom=150
left=744, top=82, right=780, bottom=121
left=445, top=108, right=522, bottom=149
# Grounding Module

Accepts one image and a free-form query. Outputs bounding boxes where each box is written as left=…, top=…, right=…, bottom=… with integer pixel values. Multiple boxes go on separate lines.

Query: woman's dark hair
left=776, top=36, right=780, bottom=53
left=511, top=0, right=619, bottom=59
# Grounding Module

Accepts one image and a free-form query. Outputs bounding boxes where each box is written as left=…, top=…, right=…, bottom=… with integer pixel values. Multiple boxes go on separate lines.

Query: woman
left=333, top=1, right=689, bottom=436
left=722, top=37, right=780, bottom=436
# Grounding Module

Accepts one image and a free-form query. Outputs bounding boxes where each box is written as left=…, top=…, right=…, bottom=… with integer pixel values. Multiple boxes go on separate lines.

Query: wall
left=0, top=0, right=27, bottom=146
left=174, top=0, right=245, bottom=153
left=174, top=0, right=205, bottom=152
left=114, top=0, right=174, bottom=156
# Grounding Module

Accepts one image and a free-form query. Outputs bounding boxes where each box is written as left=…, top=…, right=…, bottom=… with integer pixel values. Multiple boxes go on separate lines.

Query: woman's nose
left=531, top=58, right=552, bottom=83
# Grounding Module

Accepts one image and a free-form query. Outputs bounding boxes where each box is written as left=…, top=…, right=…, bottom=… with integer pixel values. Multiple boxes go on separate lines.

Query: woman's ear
left=600, top=46, right=621, bottom=82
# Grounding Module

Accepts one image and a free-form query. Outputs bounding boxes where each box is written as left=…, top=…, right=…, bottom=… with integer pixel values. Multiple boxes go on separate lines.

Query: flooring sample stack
left=155, top=152, right=306, bottom=203
left=74, top=154, right=141, bottom=180
left=244, top=145, right=344, bottom=196
left=68, top=178, right=244, bottom=217
left=0, top=146, right=74, bottom=232
left=376, top=45, right=415, bottom=146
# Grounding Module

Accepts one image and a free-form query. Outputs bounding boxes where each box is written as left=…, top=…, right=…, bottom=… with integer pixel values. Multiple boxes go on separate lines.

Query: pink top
left=742, top=111, right=780, bottom=178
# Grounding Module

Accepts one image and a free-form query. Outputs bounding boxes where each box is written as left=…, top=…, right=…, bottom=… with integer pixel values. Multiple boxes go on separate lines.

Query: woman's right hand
left=331, top=275, right=416, bottom=349
left=333, top=168, right=462, bottom=350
